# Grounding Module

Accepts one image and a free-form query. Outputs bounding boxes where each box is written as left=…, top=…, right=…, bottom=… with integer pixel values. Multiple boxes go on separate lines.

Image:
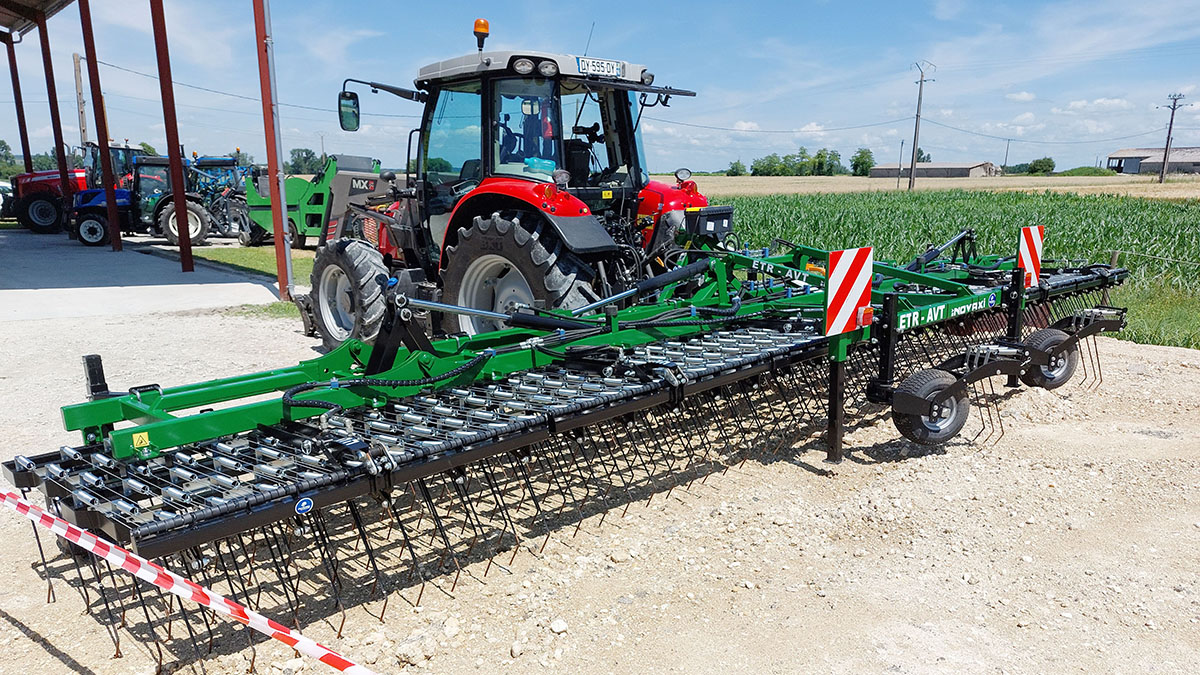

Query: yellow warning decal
left=132, top=432, right=150, bottom=448
left=602, top=190, right=613, bottom=199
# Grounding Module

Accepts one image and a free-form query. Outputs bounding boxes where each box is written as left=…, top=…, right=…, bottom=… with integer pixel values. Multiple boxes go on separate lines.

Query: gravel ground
left=0, top=310, right=1197, bottom=674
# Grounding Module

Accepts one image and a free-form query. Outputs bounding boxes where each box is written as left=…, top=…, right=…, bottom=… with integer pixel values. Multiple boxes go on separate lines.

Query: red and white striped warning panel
left=825, top=246, right=874, bottom=336
left=1, top=492, right=377, bottom=675
left=1018, top=225, right=1044, bottom=288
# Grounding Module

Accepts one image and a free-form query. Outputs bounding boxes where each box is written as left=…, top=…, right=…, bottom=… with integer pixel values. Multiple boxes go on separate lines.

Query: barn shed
left=869, top=162, right=999, bottom=178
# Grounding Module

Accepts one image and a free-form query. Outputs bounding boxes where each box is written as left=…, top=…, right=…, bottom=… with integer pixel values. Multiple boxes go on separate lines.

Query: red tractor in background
left=305, top=19, right=728, bottom=348
left=9, top=142, right=146, bottom=234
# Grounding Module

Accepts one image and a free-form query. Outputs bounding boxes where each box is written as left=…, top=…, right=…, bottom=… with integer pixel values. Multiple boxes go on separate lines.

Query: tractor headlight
left=513, top=58, right=535, bottom=75
left=641, top=70, right=655, bottom=85
left=675, top=167, right=692, bottom=183
left=537, top=60, right=559, bottom=77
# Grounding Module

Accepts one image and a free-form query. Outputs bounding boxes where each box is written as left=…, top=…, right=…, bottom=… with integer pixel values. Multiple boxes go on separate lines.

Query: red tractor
left=9, top=142, right=145, bottom=234
left=307, top=19, right=724, bottom=347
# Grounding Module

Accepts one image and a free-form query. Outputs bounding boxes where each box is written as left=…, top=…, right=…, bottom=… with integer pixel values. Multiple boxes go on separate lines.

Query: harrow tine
left=385, top=493, right=427, bottom=607
left=988, top=377, right=1005, bottom=444
left=416, top=478, right=462, bottom=592
left=19, top=488, right=55, bottom=604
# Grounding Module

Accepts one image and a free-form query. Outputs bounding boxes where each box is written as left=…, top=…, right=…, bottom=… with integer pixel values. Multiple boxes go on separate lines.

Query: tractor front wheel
left=892, top=368, right=970, bottom=445
left=310, top=238, right=388, bottom=350
left=440, top=213, right=597, bottom=335
left=17, top=194, right=64, bottom=233
left=76, top=212, right=111, bottom=247
left=159, top=200, right=211, bottom=246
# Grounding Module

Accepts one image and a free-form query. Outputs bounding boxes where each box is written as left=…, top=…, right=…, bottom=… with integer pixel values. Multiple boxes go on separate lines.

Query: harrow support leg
left=826, top=359, right=845, bottom=463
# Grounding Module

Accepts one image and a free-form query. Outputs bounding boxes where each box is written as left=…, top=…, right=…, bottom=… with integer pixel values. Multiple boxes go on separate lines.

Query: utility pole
left=317, top=131, right=326, bottom=161
left=908, top=61, right=935, bottom=191
left=1002, top=138, right=1011, bottom=174
left=73, top=53, right=88, bottom=146
left=1157, top=94, right=1190, bottom=184
left=897, top=139, right=904, bottom=189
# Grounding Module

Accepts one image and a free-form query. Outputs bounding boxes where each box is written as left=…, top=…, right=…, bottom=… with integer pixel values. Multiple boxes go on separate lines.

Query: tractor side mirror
left=338, top=91, right=360, bottom=132
left=380, top=170, right=396, bottom=182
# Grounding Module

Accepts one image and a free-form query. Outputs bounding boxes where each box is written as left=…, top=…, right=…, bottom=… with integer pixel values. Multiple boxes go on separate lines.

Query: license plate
left=577, top=57, right=622, bottom=78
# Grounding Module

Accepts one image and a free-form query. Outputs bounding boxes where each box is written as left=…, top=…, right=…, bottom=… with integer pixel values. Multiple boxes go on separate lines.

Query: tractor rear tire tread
left=440, top=213, right=596, bottom=334
left=17, top=194, right=64, bottom=234
left=159, top=200, right=212, bottom=246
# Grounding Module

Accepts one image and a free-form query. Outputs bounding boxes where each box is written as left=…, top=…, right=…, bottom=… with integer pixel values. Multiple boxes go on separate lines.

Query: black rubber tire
left=892, top=368, right=970, bottom=445
left=310, top=238, right=389, bottom=350
left=1020, top=328, right=1079, bottom=390
left=17, top=194, right=64, bottom=233
left=289, top=219, right=308, bottom=249
left=76, top=212, right=111, bottom=247
left=238, top=221, right=268, bottom=247
left=440, top=213, right=597, bottom=335
left=159, top=200, right=211, bottom=246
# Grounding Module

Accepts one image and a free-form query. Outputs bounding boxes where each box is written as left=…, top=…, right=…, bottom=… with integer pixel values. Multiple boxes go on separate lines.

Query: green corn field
left=719, top=190, right=1200, bottom=349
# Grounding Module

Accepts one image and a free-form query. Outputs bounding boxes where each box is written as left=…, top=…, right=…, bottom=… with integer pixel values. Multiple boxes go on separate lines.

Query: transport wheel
left=1020, top=328, right=1079, bottom=390
left=440, top=213, right=596, bottom=335
left=76, top=212, right=111, bottom=247
left=159, top=200, right=211, bottom=246
left=311, top=238, right=388, bottom=350
left=17, top=194, right=63, bottom=233
left=892, top=368, right=970, bottom=445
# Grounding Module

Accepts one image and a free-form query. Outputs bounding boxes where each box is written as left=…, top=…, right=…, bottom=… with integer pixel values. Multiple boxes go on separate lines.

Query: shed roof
left=0, top=1, right=75, bottom=38
left=1108, top=147, right=1200, bottom=162
left=872, top=162, right=993, bottom=170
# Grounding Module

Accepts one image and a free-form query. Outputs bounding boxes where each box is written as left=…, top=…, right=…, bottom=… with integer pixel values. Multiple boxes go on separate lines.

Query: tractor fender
left=438, top=180, right=617, bottom=269
left=72, top=188, right=133, bottom=210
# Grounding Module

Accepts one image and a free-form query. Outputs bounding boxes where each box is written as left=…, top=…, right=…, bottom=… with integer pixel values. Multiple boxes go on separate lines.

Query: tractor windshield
left=559, top=81, right=642, bottom=188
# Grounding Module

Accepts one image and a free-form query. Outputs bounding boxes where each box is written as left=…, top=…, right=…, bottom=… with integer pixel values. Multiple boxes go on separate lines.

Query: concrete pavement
left=0, top=228, right=281, bottom=321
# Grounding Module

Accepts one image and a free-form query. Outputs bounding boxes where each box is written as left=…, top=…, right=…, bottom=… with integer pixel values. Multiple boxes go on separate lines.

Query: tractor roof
left=415, top=50, right=690, bottom=96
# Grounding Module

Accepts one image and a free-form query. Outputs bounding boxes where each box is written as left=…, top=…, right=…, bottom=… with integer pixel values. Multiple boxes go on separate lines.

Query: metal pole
left=36, top=12, right=70, bottom=198
left=1002, top=138, right=1010, bottom=174
left=2, top=34, right=33, bottom=173
left=149, top=0, right=193, bottom=272
left=253, top=0, right=293, bottom=300
left=73, top=52, right=88, bottom=146
left=826, top=359, right=845, bottom=462
left=78, top=0, right=122, bottom=252
left=908, top=61, right=934, bottom=191
left=897, top=139, right=904, bottom=189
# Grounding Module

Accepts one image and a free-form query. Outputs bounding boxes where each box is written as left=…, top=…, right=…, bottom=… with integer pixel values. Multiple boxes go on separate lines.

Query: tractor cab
left=75, top=141, right=148, bottom=190
left=317, top=19, right=725, bottom=342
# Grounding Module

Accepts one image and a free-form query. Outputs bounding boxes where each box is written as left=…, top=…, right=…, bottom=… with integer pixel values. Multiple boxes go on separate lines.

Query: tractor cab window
left=422, top=81, right=482, bottom=190
left=493, top=77, right=559, bottom=181
left=560, top=82, right=635, bottom=189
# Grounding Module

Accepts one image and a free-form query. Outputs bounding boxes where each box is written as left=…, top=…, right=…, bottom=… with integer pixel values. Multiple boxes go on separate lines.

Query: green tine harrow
left=2, top=226, right=1126, bottom=672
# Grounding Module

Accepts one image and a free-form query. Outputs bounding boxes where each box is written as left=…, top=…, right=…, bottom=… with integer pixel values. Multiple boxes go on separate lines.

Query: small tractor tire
left=17, top=194, right=64, bottom=233
left=289, top=219, right=308, bottom=249
left=1020, top=328, right=1079, bottom=390
left=892, top=368, right=970, bottom=445
left=311, top=238, right=389, bottom=350
left=160, top=200, right=211, bottom=246
left=76, top=212, right=111, bottom=247
left=440, top=213, right=597, bottom=335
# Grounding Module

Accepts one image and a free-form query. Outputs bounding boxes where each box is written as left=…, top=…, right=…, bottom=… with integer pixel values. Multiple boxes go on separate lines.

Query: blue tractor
left=71, top=155, right=213, bottom=247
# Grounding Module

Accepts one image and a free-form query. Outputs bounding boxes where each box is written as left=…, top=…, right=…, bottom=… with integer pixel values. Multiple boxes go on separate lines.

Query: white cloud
left=799, top=122, right=825, bottom=133
left=732, top=121, right=760, bottom=131
left=1006, top=91, right=1036, bottom=102
left=1012, top=112, right=1036, bottom=125
left=932, top=0, right=966, bottom=21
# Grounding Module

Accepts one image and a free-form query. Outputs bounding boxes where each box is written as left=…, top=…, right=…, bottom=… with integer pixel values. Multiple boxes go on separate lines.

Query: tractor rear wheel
left=892, top=368, right=970, bottom=445
left=17, top=194, right=63, bottom=233
left=311, top=238, right=389, bottom=350
left=159, top=200, right=211, bottom=246
left=440, top=213, right=597, bottom=335
left=76, top=212, right=111, bottom=247
left=1020, top=328, right=1079, bottom=390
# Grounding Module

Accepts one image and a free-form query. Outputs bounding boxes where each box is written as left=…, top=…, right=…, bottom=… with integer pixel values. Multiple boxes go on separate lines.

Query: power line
left=923, top=118, right=1165, bottom=145
left=93, top=58, right=420, bottom=119
left=641, top=115, right=912, bottom=134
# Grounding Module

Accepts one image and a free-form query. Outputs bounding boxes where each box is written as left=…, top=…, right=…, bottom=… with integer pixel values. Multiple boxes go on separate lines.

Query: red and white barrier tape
left=1, top=491, right=376, bottom=675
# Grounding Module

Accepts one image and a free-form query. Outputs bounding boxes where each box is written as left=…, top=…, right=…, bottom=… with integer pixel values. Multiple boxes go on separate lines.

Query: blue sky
left=4, top=0, right=1200, bottom=172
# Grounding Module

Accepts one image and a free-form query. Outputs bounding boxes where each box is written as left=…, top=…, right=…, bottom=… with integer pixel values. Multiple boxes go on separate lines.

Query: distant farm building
left=869, top=162, right=999, bottom=178
left=1106, top=147, right=1200, bottom=174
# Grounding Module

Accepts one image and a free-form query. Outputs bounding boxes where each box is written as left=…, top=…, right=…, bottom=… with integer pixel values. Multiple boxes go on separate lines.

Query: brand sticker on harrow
left=294, top=497, right=314, bottom=515
left=132, top=432, right=150, bottom=449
